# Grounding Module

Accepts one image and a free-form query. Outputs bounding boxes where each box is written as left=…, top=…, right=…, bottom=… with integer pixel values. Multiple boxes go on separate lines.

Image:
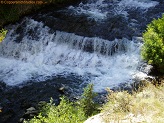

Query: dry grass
left=101, top=80, right=164, bottom=123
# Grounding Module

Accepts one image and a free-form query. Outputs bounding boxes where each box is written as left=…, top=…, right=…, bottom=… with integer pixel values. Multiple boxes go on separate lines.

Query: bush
left=25, top=97, right=86, bottom=123
left=79, top=84, right=99, bottom=117
left=0, top=29, right=7, bottom=42
left=25, top=84, right=99, bottom=123
left=142, top=15, right=164, bottom=73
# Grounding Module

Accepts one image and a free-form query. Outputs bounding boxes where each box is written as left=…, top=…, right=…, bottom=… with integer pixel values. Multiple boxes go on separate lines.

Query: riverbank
left=1, top=75, right=162, bottom=123
left=85, top=77, right=164, bottom=123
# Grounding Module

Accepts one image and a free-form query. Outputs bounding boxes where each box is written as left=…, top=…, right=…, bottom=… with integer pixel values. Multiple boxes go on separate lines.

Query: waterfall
left=0, top=18, right=149, bottom=92
left=0, top=0, right=160, bottom=92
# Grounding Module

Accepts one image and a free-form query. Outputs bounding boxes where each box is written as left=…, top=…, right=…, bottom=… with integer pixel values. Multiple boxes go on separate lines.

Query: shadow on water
left=0, top=74, right=88, bottom=123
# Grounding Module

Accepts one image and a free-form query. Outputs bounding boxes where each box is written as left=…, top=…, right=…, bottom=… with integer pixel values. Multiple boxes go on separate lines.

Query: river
left=0, top=0, right=164, bottom=122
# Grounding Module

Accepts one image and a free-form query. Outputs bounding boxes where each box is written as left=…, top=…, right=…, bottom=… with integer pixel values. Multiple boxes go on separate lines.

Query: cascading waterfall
left=0, top=0, right=159, bottom=92
left=0, top=18, right=148, bottom=92
left=1, top=1, right=164, bottom=123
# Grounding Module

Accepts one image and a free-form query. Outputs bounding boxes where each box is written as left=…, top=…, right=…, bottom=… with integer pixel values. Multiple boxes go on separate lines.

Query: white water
left=118, top=0, right=158, bottom=9
left=0, top=19, right=149, bottom=92
left=68, top=0, right=108, bottom=20
left=68, top=0, right=158, bottom=20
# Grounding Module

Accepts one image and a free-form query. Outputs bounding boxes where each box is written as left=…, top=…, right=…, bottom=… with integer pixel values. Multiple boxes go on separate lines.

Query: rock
left=84, top=113, right=105, bottom=123
left=19, top=118, right=24, bottom=123
left=58, top=86, right=67, bottom=94
left=23, top=107, right=38, bottom=119
left=84, top=113, right=147, bottom=123
left=38, top=101, right=47, bottom=107
left=25, top=107, right=38, bottom=115
left=26, top=107, right=36, bottom=111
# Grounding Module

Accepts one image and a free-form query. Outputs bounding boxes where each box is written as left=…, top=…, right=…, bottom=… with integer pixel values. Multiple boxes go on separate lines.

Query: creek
left=0, top=0, right=164, bottom=122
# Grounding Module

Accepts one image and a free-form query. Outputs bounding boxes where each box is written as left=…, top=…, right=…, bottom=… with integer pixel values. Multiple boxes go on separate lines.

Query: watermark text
left=0, top=0, right=47, bottom=4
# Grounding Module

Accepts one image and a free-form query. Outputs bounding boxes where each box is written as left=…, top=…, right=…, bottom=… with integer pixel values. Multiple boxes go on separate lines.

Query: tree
left=142, top=15, right=164, bottom=73
left=79, top=84, right=99, bottom=117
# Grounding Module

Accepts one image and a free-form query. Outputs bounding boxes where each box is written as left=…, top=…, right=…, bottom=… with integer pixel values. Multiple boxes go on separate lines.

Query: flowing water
left=0, top=0, right=163, bottom=93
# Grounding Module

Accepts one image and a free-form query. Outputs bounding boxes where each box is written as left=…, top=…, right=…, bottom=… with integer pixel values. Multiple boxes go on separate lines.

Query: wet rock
left=23, top=107, right=38, bottom=119
left=38, top=101, right=47, bottom=108
left=19, top=118, right=24, bottom=123
left=58, top=87, right=65, bottom=94
left=26, top=107, right=37, bottom=112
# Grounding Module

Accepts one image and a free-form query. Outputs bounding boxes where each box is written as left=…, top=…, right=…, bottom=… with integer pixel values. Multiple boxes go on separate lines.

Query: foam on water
left=116, top=0, right=159, bottom=16
left=68, top=0, right=108, bottom=20
left=118, top=0, right=158, bottom=9
left=0, top=19, right=149, bottom=92
left=68, top=0, right=158, bottom=20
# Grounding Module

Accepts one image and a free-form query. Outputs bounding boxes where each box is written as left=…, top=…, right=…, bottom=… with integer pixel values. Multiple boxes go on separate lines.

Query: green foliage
left=25, top=97, right=86, bottom=123
left=25, top=84, right=99, bottom=123
left=0, top=29, right=7, bottom=42
left=142, top=15, right=164, bottom=73
left=79, top=84, right=99, bottom=117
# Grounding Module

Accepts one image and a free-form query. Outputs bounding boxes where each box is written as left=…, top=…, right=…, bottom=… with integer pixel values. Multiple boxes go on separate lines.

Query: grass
left=101, top=79, right=164, bottom=123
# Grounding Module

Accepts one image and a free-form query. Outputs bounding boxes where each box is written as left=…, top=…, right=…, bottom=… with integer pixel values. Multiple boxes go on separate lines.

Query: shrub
left=0, top=29, right=7, bottom=42
left=79, top=84, right=99, bottom=117
left=25, top=84, right=99, bottom=123
left=25, top=97, right=86, bottom=123
left=142, top=15, right=164, bottom=73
